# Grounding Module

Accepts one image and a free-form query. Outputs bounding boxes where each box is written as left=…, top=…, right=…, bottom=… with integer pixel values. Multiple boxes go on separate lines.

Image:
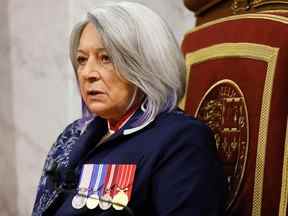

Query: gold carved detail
left=251, top=0, right=265, bottom=6
left=195, top=80, right=249, bottom=210
left=183, top=43, right=279, bottom=216
left=232, top=0, right=251, bottom=14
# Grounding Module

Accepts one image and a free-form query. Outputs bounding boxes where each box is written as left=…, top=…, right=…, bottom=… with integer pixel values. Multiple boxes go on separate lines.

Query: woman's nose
left=83, top=58, right=101, bottom=82
left=86, top=70, right=100, bottom=82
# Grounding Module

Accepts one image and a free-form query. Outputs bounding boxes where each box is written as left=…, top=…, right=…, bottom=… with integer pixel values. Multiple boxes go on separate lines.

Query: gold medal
left=86, top=193, right=99, bottom=209
left=99, top=193, right=112, bottom=210
left=112, top=191, right=129, bottom=210
left=72, top=193, right=87, bottom=209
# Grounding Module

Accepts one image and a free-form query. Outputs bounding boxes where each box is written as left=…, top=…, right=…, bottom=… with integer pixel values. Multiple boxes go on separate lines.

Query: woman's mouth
left=86, top=90, right=105, bottom=99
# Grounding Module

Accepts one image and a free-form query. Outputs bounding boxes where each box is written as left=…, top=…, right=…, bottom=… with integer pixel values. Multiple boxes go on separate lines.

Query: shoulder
left=150, top=109, right=220, bottom=175
left=141, top=109, right=216, bottom=158
left=153, top=108, right=213, bottom=138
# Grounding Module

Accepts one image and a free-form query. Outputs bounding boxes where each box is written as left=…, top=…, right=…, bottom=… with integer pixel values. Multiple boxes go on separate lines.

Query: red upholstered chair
left=181, top=4, right=288, bottom=216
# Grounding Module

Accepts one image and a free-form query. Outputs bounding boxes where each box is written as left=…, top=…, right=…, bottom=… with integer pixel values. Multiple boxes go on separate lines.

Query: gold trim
left=178, top=63, right=191, bottom=109
left=279, top=118, right=288, bottom=216
left=185, top=13, right=288, bottom=35
left=252, top=1, right=288, bottom=8
left=184, top=43, right=279, bottom=216
left=252, top=0, right=263, bottom=4
left=257, top=9, right=288, bottom=13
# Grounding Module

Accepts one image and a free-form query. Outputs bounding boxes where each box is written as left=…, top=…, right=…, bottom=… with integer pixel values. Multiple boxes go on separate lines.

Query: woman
left=32, top=2, right=226, bottom=216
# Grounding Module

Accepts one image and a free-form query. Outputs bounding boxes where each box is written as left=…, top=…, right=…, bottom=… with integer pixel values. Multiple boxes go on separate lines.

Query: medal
left=99, top=193, right=112, bottom=210
left=99, top=164, right=116, bottom=210
left=72, top=193, right=87, bottom=209
left=85, top=164, right=102, bottom=209
left=86, top=193, right=99, bottom=209
left=111, top=165, right=136, bottom=210
left=72, top=164, right=136, bottom=211
left=71, top=164, right=93, bottom=209
left=112, top=190, right=129, bottom=210
left=86, top=164, right=107, bottom=209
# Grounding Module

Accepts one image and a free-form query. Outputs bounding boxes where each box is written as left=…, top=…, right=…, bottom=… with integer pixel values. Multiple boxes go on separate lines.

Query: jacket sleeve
left=150, top=122, right=227, bottom=216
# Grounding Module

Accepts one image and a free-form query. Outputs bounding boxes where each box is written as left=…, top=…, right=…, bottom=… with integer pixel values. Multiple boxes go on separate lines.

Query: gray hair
left=70, top=1, right=186, bottom=125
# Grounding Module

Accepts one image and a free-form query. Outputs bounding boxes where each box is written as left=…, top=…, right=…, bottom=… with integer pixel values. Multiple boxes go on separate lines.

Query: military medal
left=86, top=193, right=100, bottom=209
left=86, top=164, right=100, bottom=209
left=73, top=164, right=136, bottom=211
left=112, top=165, right=136, bottom=211
left=72, top=164, right=94, bottom=209
left=99, top=193, right=113, bottom=210
left=99, top=164, right=116, bottom=210
left=112, top=190, right=129, bottom=210
left=72, top=191, right=87, bottom=209
left=86, top=164, right=107, bottom=209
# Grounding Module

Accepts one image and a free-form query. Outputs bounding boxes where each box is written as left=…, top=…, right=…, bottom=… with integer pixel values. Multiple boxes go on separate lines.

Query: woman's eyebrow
left=77, top=48, right=107, bottom=54
left=76, top=49, right=86, bottom=55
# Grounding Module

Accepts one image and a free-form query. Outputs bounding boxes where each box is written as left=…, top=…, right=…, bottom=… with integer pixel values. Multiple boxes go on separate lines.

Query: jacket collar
left=87, top=102, right=155, bottom=139
left=110, top=103, right=154, bottom=136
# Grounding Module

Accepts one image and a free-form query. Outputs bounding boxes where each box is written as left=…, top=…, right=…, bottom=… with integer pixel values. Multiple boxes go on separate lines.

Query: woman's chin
left=87, top=103, right=108, bottom=116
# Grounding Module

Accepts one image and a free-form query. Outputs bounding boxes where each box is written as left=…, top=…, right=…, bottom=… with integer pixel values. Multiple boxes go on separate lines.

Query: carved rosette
left=196, top=79, right=249, bottom=210
left=251, top=0, right=264, bottom=6
left=232, top=0, right=251, bottom=14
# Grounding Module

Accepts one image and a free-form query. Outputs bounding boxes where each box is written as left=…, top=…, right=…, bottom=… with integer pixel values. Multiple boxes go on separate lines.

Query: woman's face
left=76, top=22, right=135, bottom=121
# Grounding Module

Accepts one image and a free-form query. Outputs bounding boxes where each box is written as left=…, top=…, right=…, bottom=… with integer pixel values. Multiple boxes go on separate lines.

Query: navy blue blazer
left=32, top=108, right=227, bottom=216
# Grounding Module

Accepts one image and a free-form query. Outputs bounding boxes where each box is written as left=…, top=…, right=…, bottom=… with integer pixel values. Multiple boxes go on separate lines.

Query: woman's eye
left=76, top=56, right=87, bottom=65
left=100, top=54, right=111, bottom=64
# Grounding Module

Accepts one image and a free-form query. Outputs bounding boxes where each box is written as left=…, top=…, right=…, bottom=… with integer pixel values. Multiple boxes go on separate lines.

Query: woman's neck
left=107, top=100, right=141, bottom=133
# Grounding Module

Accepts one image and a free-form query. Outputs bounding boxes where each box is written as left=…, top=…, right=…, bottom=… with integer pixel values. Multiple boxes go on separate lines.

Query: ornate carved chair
left=181, top=1, right=288, bottom=215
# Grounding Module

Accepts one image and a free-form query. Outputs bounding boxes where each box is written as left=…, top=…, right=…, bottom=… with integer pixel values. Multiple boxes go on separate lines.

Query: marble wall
left=0, top=0, right=17, bottom=215
left=0, top=0, right=195, bottom=215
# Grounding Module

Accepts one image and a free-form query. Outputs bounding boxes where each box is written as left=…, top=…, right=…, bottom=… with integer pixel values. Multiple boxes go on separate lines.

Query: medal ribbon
left=78, top=164, right=94, bottom=196
left=89, top=164, right=104, bottom=197
left=124, top=165, right=136, bottom=200
left=87, top=164, right=99, bottom=196
left=111, top=165, right=122, bottom=197
left=98, top=164, right=108, bottom=196
left=114, top=165, right=136, bottom=200
left=103, top=164, right=116, bottom=196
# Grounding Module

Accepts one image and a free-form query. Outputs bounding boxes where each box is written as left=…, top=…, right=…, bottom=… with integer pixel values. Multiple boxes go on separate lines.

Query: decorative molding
left=251, top=0, right=288, bottom=8
left=185, top=13, right=288, bottom=35
left=257, top=9, right=288, bottom=13
left=232, top=0, right=251, bottom=14
left=279, top=118, right=288, bottom=216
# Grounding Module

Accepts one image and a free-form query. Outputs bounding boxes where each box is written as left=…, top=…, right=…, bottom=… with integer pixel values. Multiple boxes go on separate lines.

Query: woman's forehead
left=78, top=22, right=106, bottom=51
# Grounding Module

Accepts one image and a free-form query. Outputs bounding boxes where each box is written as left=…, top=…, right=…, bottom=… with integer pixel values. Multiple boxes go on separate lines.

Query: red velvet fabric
left=182, top=14, right=288, bottom=216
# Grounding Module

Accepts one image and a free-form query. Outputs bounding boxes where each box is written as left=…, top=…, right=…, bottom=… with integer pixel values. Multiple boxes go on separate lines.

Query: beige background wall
left=0, top=0, right=195, bottom=215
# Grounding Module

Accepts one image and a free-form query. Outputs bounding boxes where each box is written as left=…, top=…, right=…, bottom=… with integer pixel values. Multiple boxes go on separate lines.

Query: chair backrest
left=181, top=12, right=288, bottom=216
